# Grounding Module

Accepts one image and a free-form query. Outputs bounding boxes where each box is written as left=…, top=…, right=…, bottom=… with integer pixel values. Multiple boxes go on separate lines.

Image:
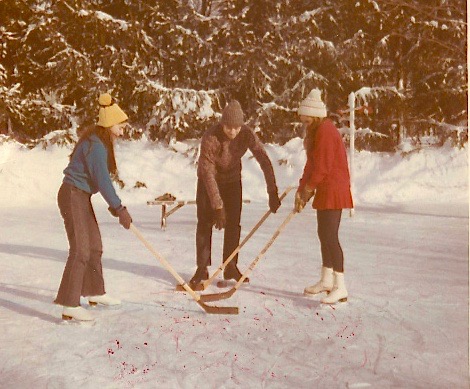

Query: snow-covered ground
left=0, top=138, right=468, bottom=388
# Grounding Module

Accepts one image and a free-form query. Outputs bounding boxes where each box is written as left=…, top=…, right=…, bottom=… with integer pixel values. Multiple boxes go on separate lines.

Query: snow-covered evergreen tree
left=0, top=0, right=466, bottom=149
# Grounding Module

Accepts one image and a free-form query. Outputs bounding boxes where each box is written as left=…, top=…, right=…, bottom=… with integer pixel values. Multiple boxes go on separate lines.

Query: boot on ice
left=62, top=306, right=94, bottom=321
left=223, top=264, right=249, bottom=283
left=88, top=294, right=121, bottom=306
left=189, top=266, right=208, bottom=289
left=304, top=266, right=334, bottom=295
left=321, top=271, right=348, bottom=304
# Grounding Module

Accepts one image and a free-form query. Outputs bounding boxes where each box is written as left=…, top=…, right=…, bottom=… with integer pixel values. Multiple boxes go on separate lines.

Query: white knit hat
left=97, top=93, right=128, bottom=128
left=297, top=88, right=327, bottom=118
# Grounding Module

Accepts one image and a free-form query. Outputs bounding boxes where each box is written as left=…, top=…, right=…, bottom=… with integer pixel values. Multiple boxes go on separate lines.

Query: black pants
left=196, top=179, right=242, bottom=269
left=55, top=183, right=105, bottom=307
left=317, top=209, right=344, bottom=273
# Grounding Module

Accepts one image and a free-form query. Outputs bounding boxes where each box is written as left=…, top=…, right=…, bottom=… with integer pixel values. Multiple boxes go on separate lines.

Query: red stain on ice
left=362, top=350, right=368, bottom=367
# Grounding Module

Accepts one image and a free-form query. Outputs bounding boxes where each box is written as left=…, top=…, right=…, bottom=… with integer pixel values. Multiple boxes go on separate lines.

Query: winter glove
left=268, top=190, right=281, bottom=213
left=117, top=206, right=132, bottom=229
left=213, top=207, right=226, bottom=230
left=300, top=185, right=315, bottom=203
left=294, top=186, right=315, bottom=213
left=294, top=191, right=306, bottom=213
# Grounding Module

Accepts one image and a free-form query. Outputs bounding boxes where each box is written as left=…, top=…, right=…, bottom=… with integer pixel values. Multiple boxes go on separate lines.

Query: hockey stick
left=199, top=209, right=297, bottom=302
left=129, top=224, right=238, bottom=314
left=175, top=186, right=294, bottom=292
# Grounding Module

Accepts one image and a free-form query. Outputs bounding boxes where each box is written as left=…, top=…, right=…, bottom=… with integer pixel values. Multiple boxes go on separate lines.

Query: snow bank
left=0, top=138, right=467, bottom=216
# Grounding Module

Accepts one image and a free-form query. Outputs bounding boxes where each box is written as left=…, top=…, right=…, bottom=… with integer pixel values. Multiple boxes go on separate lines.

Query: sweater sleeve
left=248, top=130, right=278, bottom=194
left=198, top=134, right=224, bottom=209
left=305, top=125, right=336, bottom=190
left=85, top=141, right=122, bottom=210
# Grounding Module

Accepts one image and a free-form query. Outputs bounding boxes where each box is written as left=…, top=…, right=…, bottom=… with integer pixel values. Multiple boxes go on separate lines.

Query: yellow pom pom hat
left=97, top=93, right=128, bottom=128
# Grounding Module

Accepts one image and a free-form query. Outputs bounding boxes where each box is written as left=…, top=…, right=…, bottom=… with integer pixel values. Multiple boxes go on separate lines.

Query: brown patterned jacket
left=197, top=124, right=278, bottom=210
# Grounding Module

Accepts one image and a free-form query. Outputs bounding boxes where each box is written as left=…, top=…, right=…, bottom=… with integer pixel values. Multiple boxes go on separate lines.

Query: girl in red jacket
left=294, top=89, right=353, bottom=304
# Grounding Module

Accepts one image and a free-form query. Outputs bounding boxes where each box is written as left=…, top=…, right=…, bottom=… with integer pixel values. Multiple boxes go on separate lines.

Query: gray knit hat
left=221, top=100, right=244, bottom=127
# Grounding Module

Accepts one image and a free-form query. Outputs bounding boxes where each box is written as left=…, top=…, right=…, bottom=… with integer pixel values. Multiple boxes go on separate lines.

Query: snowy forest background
left=0, top=0, right=467, bottom=150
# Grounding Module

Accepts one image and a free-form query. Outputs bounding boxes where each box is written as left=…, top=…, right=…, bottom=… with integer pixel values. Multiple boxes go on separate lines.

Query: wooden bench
left=147, top=198, right=251, bottom=230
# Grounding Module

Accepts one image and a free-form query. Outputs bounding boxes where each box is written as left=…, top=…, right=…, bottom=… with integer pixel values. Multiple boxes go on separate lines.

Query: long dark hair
left=303, top=118, right=324, bottom=153
left=70, top=125, right=117, bottom=175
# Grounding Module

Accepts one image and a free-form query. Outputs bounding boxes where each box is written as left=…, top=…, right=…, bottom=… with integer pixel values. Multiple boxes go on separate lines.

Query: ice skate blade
left=303, top=289, right=331, bottom=296
left=322, top=297, right=348, bottom=304
left=61, top=315, right=95, bottom=323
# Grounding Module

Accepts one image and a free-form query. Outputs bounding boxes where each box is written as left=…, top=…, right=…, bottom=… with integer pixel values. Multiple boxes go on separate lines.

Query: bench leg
left=161, top=204, right=167, bottom=230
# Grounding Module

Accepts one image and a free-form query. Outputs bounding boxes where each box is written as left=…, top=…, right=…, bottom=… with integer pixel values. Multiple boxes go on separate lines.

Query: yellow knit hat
left=97, top=93, right=128, bottom=128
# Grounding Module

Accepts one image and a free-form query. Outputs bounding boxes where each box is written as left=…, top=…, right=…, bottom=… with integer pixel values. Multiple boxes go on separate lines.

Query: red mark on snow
left=264, top=307, right=273, bottom=316
left=174, top=334, right=179, bottom=351
left=336, top=326, right=348, bottom=337
left=362, top=350, right=368, bottom=367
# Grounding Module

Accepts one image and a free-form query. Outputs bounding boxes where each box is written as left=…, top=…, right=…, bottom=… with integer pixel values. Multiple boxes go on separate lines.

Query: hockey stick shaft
left=201, top=186, right=294, bottom=289
left=130, top=224, right=238, bottom=314
left=200, top=210, right=297, bottom=302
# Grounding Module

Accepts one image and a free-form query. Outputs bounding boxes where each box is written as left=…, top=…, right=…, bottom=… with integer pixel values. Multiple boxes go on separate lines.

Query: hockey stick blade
left=198, top=300, right=238, bottom=315
left=200, top=288, right=236, bottom=302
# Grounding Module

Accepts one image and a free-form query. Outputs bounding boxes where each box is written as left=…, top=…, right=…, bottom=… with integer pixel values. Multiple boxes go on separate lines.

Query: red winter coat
left=298, top=119, right=353, bottom=210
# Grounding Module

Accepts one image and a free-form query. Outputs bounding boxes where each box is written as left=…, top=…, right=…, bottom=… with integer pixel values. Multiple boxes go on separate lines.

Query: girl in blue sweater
left=55, top=93, right=132, bottom=321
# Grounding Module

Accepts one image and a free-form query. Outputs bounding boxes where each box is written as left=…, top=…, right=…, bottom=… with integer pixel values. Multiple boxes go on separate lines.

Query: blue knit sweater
left=63, top=134, right=122, bottom=210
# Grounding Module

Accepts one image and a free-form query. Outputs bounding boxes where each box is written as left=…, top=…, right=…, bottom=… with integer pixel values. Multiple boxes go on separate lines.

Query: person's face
left=299, top=115, right=322, bottom=127
left=223, top=125, right=241, bottom=140
left=109, top=122, right=127, bottom=139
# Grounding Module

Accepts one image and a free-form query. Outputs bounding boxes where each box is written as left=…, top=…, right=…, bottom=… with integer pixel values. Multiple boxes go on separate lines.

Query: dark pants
left=196, top=179, right=242, bottom=269
left=317, top=209, right=344, bottom=273
left=55, top=183, right=105, bottom=307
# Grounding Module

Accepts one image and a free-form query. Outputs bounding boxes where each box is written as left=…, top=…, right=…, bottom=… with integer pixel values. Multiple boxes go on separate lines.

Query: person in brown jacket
left=190, top=100, right=281, bottom=288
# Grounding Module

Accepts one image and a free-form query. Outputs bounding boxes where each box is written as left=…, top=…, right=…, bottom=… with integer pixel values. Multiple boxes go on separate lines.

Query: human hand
left=117, top=206, right=132, bottom=229
left=268, top=190, right=281, bottom=213
left=214, top=208, right=226, bottom=230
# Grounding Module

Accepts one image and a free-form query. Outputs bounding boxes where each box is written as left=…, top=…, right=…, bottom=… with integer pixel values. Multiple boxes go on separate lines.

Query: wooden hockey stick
left=129, top=224, right=238, bottom=314
left=199, top=210, right=297, bottom=302
left=175, top=186, right=294, bottom=292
